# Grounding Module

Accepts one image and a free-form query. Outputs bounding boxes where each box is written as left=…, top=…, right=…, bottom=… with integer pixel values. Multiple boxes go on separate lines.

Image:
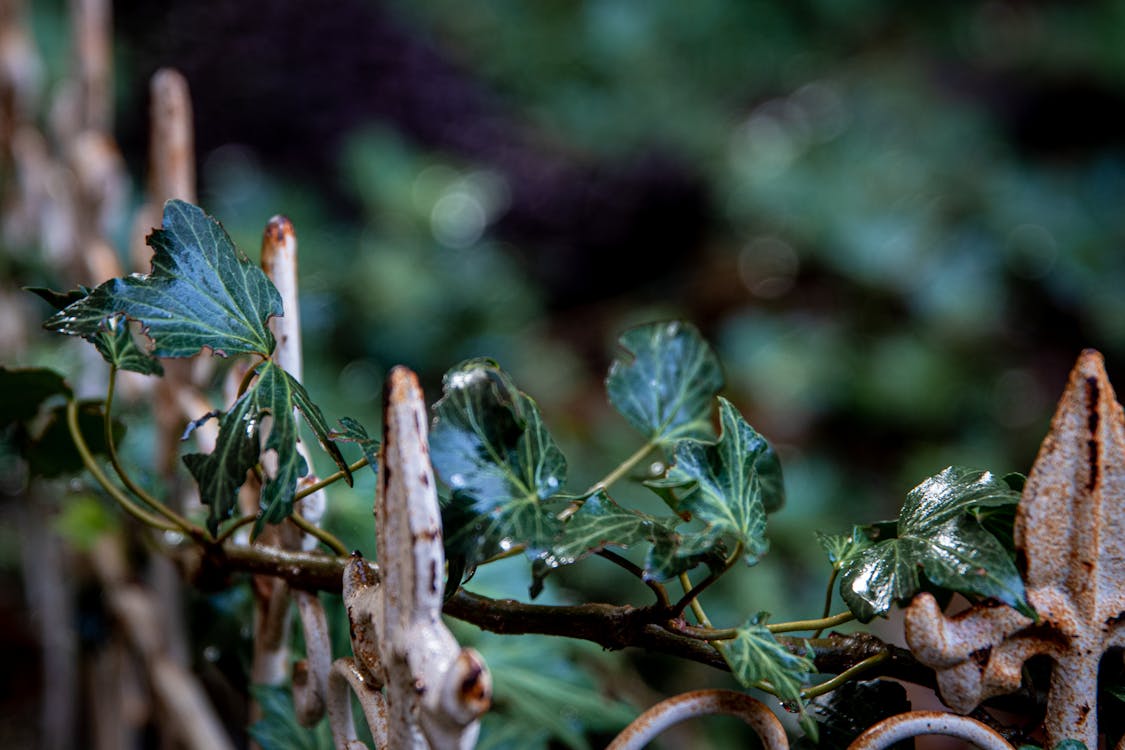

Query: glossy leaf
left=721, top=613, right=815, bottom=703
left=431, top=359, right=566, bottom=512
left=184, top=361, right=348, bottom=534
left=31, top=288, right=163, bottom=375
left=331, top=416, right=380, bottom=476
left=547, top=490, right=675, bottom=565
left=796, top=680, right=911, bottom=750
left=655, top=398, right=777, bottom=565
left=606, top=321, right=723, bottom=446
left=839, top=467, right=1029, bottom=622
left=45, top=200, right=281, bottom=358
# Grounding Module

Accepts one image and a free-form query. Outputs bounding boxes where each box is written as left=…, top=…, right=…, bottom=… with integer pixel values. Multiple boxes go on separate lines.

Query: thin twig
left=595, top=549, right=671, bottom=608
left=670, top=542, right=742, bottom=618
left=767, top=611, right=854, bottom=634
left=289, top=512, right=348, bottom=557
left=102, top=367, right=207, bottom=540
left=801, top=650, right=888, bottom=700
left=67, top=399, right=183, bottom=533
left=294, top=456, right=370, bottom=502
left=813, top=567, right=839, bottom=638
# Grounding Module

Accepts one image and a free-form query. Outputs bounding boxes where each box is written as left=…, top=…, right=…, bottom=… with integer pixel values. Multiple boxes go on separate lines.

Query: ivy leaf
left=606, top=321, right=723, bottom=446
left=721, top=613, right=815, bottom=703
left=331, top=417, right=380, bottom=476
left=839, top=467, right=1030, bottom=622
left=183, top=361, right=348, bottom=534
left=654, top=399, right=777, bottom=565
left=815, top=526, right=873, bottom=571
left=45, top=200, right=281, bottom=358
left=644, top=526, right=728, bottom=582
left=546, top=490, right=677, bottom=566
left=431, top=359, right=566, bottom=512
left=31, top=288, right=163, bottom=375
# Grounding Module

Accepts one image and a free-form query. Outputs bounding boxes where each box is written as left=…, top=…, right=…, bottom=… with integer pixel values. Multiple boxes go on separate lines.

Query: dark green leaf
left=797, top=680, right=912, bottom=750
left=431, top=359, right=567, bottom=586
left=331, top=416, right=380, bottom=475
left=720, top=613, right=815, bottom=702
left=0, top=367, right=71, bottom=426
left=248, top=686, right=333, bottom=750
left=28, top=401, right=125, bottom=478
left=606, top=321, right=723, bottom=446
left=45, top=200, right=281, bottom=358
left=431, top=359, right=566, bottom=512
left=31, top=286, right=164, bottom=375
left=546, top=490, right=677, bottom=566
left=899, top=466, right=1020, bottom=531
left=643, top=525, right=727, bottom=581
left=656, top=398, right=776, bottom=565
left=184, top=361, right=347, bottom=534
left=839, top=467, right=1030, bottom=622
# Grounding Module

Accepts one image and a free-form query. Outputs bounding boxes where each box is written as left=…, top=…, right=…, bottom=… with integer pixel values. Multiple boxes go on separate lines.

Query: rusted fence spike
left=906, top=349, right=1125, bottom=749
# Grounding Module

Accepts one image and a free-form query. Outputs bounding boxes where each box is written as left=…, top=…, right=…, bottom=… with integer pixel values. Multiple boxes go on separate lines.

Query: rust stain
left=905, top=349, right=1125, bottom=749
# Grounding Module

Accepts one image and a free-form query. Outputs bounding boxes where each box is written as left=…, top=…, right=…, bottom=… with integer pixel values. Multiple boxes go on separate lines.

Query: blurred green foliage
left=9, top=0, right=1125, bottom=746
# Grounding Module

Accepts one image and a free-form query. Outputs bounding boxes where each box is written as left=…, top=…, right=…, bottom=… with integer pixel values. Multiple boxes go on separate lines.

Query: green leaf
left=480, top=634, right=636, bottom=750
left=31, top=288, right=163, bottom=375
left=546, top=490, right=677, bottom=566
left=656, top=398, right=777, bottom=565
left=248, top=685, right=333, bottom=750
left=45, top=200, right=281, bottom=358
left=839, top=467, right=1030, bottom=622
left=431, top=360, right=568, bottom=587
left=815, top=526, right=873, bottom=571
left=331, top=417, right=380, bottom=476
left=643, top=525, right=727, bottom=581
left=606, top=321, right=723, bottom=446
left=720, top=613, right=815, bottom=703
left=184, top=361, right=348, bottom=534
left=0, top=367, right=71, bottom=426
left=431, top=359, right=566, bottom=511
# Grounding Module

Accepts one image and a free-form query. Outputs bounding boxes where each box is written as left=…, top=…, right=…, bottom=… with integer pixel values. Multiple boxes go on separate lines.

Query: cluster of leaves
left=817, top=467, right=1031, bottom=622
left=17, top=199, right=1045, bottom=745
left=38, top=200, right=356, bottom=533
left=429, top=321, right=811, bottom=699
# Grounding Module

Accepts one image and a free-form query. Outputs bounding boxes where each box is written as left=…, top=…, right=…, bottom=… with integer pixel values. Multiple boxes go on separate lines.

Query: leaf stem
left=668, top=622, right=739, bottom=641
left=101, top=368, right=208, bottom=541
left=237, top=357, right=265, bottom=398
left=595, top=549, right=671, bottom=608
left=215, top=513, right=258, bottom=545
left=559, top=440, right=658, bottom=522
left=801, top=650, right=888, bottom=700
left=812, top=567, right=839, bottom=638
left=767, top=611, right=854, bottom=634
left=294, top=456, right=370, bottom=502
left=288, top=511, right=348, bottom=557
left=67, top=399, right=182, bottom=534
left=678, top=571, right=713, bottom=628
left=590, top=440, right=657, bottom=494
left=670, top=543, right=742, bottom=618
